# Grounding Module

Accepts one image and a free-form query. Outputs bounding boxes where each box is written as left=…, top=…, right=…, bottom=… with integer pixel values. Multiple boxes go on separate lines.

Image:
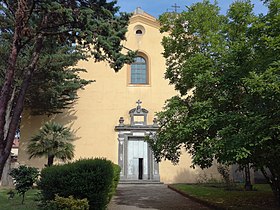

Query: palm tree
left=27, top=122, right=74, bottom=166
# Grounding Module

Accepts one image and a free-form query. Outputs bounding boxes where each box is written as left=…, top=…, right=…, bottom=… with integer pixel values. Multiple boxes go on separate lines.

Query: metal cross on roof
left=171, top=3, right=180, bottom=13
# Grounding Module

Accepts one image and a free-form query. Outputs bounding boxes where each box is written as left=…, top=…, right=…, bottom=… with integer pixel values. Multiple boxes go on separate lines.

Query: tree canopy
left=148, top=0, right=280, bottom=203
left=23, top=39, right=92, bottom=115
left=0, top=0, right=135, bottom=180
left=0, top=0, right=135, bottom=115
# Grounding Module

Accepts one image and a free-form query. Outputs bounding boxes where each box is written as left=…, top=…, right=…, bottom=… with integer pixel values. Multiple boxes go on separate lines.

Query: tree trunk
left=244, top=164, right=253, bottom=191
left=21, top=192, right=25, bottom=204
left=0, top=36, right=21, bottom=181
left=0, top=0, right=29, bottom=181
left=0, top=34, right=44, bottom=180
left=0, top=156, right=9, bottom=186
left=261, top=167, right=280, bottom=206
left=270, top=178, right=280, bottom=206
left=0, top=0, right=28, bottom=147
left=0, top=155, right=13, bottom=186
left=270, top=175, right=280, bottom=206
left=47, top=155, right=55, bottom=166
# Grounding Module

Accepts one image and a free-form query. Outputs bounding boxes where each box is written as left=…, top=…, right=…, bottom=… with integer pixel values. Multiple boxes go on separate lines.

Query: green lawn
left=0, top=188, right=39, bottom=210
left=169, top=184, right=279, bottom=210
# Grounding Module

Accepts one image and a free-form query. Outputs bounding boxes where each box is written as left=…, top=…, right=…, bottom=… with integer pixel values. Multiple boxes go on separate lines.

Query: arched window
left=136, top=29, right=143, bottom=35
left=130, top=56, right=148, bottom=84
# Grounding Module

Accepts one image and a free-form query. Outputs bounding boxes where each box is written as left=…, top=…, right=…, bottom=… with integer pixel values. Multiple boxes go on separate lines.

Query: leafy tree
left=9, top=165, right=39, bottom=204
left=0, top=0, right=135, bottom=180
left=27, top=121, right=74, bottom=166
left=148, top=0, right=280, bottom=204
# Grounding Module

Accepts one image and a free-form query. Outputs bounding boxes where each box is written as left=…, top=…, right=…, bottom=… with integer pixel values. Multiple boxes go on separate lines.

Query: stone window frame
left=134, top=24, right=146, bottom=36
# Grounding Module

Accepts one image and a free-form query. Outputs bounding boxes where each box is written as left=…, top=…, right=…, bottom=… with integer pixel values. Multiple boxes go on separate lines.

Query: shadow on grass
left=168, top=184, right=279, bottom=210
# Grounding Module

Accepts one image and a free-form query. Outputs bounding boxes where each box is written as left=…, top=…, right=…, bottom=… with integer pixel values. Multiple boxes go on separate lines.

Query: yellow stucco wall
left=18, top=12, right=219, bottom=183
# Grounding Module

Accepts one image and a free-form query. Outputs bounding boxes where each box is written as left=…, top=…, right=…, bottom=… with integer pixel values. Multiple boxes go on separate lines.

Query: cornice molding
left=115, top=125, right=158, bottom=131
left=130, top=14, right=160, bottom=29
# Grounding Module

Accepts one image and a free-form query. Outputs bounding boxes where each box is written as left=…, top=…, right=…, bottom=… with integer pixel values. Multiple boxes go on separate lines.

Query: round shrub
left=39, top=158, right=116, bottom=210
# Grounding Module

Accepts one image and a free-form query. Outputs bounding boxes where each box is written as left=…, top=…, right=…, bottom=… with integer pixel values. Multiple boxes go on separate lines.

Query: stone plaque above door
left=115, top=100, right=159, bottom=181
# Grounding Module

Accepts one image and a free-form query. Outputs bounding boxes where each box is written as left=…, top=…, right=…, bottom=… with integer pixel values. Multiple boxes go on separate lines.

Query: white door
left=127, top=139, right=148, bottom=179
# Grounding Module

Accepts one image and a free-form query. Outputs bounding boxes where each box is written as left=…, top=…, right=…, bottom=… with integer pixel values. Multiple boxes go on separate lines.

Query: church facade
left=18, top=9, right=219, bottom=183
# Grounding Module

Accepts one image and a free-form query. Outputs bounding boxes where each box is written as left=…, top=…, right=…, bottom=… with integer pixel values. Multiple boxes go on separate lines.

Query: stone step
left=119, top=180, right=163, bottom=184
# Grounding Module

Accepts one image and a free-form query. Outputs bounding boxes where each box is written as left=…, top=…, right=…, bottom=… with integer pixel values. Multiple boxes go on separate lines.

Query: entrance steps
left=119, top=180, right=163, bottom=184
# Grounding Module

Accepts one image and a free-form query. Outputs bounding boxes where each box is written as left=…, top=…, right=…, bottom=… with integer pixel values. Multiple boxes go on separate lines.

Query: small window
left=130, top=56, right=147, bottom=84
left=134, top=25, right=145, bottom=36
left=136, top=29, right=143, bottom=35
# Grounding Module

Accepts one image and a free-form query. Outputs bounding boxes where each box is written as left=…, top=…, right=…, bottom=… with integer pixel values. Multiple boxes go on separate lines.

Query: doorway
left=127, top=139, right=148, bottom=180
left=138, top=158, right=143, bottom=180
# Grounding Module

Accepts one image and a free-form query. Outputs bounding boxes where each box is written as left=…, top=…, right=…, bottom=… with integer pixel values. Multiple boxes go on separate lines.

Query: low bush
left=217, top=164, right=236, bottom=190
left=44, top=195, right=89, bottom=210
left=9, top=165, right=39, bottom=204
left=39, top=158, right=119, bottom=210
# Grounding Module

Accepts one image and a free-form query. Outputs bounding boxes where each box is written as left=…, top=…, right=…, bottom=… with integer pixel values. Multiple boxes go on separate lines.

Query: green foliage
left=9, top=165, right=39, bottom=204
left=217, top=165, right=234, bottom=190
left=24, top=41, right=93, bottom=115
left=0, top=0, right=135, bottom=115
left=148, top=0, right=280, bottom=203
left=27, top=121, right=74, bottom=166
left=44, top=195, right=89, bottom=210
left=39, top=158, right=118, bottom=210
left=196, top=172, right=220, bottom=185
left=7, top=190, right=15, bottom=199
left=109, top=164, right=121, bottom=201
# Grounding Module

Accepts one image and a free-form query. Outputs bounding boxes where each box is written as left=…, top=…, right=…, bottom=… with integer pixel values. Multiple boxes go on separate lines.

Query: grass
left=1, top=184, right=278, bottom=210
left=169, top=183, right=279, bottom=210
left=0, top=188, right=39, bottom=210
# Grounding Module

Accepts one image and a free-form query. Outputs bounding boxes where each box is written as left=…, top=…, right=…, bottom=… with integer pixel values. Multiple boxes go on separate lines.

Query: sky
left=116, top=0, right=268, bottom=18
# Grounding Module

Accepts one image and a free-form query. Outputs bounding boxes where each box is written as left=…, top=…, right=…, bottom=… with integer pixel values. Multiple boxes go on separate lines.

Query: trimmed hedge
left=109, top=164, right=121, bottom=201
left=39, top=158, right=120, bottom=210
